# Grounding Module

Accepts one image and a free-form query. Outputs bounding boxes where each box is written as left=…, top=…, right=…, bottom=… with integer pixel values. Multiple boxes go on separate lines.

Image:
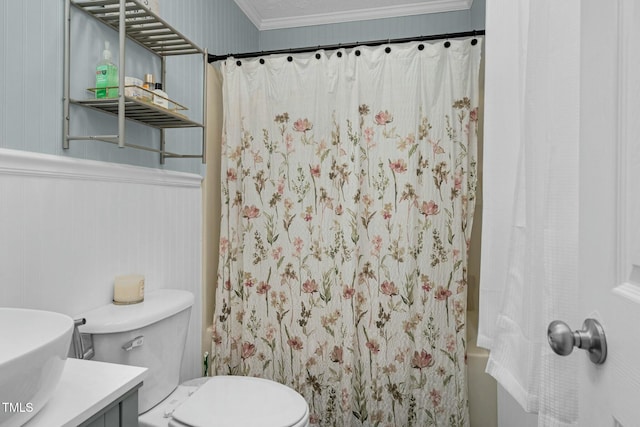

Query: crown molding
left=234, top=0, right=473, bottom=31
left=233, top=0, right=264, bottom=30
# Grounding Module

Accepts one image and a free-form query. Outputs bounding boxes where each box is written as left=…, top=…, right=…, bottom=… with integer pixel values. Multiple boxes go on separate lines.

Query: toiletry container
left=152, top=83, right=169, bottom=109
left=125, top=76, right=144, bottom=98
left=78, top=290, right=309, bottom=427
left=142, top=73, right=155, bottom=101
left=95, top=41, right=118, bottom=99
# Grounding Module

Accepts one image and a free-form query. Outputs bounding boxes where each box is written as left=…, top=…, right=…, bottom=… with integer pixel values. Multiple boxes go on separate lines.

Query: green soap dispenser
left=95, top=41, right=118, bottom=99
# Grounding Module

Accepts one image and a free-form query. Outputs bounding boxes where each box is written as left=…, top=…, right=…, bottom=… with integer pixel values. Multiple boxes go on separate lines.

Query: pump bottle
left=95, top=41, right=118, bottom=99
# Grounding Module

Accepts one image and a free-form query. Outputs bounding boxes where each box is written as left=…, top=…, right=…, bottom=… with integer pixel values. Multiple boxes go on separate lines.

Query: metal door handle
left=547, top=318, right=607, bottom=365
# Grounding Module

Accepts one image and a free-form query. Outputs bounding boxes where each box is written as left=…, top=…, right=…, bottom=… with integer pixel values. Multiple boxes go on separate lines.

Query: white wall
left=0, top=148, right=203, bottom=381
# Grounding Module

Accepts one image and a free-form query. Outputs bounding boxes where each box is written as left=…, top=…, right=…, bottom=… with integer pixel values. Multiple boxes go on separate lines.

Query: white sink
left=0, top=308, right=73, bottom=427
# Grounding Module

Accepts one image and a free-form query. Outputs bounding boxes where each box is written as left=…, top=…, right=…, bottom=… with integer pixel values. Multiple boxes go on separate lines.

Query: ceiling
left=234, top=0, right=474, bottom=31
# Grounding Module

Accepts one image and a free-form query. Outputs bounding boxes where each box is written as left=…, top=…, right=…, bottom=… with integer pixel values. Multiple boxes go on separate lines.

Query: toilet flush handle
left=122, top=335, right=144, bottom=351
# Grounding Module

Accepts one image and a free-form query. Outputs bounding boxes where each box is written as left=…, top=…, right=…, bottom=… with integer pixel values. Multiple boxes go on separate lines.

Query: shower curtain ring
left=471, top=31, right=478, bottom=46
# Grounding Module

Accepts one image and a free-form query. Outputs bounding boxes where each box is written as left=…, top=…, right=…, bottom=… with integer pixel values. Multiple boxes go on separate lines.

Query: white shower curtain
left=212, top=39, right=482, bottom=426
left=479, top=0, right=581, bottom=425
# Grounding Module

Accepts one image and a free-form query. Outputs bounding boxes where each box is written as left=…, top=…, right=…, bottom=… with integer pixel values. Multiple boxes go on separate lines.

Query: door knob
left=547, top=318, right=607, bottom=365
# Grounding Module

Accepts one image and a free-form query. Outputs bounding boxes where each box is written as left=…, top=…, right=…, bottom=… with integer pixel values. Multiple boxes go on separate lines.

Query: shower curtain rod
left=207, top=29, right=485, bottom=62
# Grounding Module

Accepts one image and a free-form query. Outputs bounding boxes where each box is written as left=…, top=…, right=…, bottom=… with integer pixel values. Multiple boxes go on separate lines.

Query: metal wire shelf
left=71, top=0, right=204, bottom=56
left=71, top=95, right=203, bottom=129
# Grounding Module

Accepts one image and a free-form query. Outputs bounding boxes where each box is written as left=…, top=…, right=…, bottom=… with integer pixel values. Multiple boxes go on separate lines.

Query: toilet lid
left=171, top=376, right=309, bottom=427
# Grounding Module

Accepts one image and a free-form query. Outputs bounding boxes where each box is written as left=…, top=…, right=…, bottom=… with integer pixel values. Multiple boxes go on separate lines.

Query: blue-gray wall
left=0, top=0, right=484, bottom=174
left=0, top=0, right=258, bottom=174
left=258, top=0, right=484, bottom=51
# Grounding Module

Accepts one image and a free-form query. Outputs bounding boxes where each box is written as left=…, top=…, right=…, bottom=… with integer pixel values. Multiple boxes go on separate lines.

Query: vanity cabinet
left=63, top=0, right=207, bottom=164
left=24, top=358, right=147, bottom=427
left=79, top=387, right=139, bottom=427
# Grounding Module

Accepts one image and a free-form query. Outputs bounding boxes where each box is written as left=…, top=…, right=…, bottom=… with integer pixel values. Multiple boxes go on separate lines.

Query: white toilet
left=78, top=289, right=310, bottom=427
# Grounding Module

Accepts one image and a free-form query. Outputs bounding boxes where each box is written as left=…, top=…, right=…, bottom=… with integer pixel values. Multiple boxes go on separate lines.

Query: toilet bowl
left=78, top=289, right=309, bottom=427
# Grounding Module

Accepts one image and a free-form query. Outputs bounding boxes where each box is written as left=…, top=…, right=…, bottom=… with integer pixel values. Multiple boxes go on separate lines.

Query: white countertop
left=25, top=358, right=147, bottom=427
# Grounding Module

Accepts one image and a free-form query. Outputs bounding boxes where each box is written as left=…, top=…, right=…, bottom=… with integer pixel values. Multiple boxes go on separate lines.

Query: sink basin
left=0, top=308, right=73, bottom=427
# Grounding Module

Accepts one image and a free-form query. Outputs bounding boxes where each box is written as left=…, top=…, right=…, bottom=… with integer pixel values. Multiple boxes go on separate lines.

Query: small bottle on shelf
left=142, top=74, right=155, bottom=101
left=152, top=82, right=169, bottom=109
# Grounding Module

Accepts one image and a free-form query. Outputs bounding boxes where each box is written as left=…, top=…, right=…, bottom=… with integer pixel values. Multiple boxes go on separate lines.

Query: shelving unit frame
left=63, top=0, right=207, bottom=164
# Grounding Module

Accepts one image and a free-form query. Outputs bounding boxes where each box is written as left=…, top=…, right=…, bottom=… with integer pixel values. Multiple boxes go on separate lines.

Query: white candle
left=113, top=274, right=145, bottom=304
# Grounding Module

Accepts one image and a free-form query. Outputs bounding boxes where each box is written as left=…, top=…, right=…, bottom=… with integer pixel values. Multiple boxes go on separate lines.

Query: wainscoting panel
left=0, top=148, right=203, bottom=381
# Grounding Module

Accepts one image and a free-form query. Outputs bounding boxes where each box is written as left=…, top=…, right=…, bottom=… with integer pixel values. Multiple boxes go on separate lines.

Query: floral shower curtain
left=212, top=39, right=482, bottom=426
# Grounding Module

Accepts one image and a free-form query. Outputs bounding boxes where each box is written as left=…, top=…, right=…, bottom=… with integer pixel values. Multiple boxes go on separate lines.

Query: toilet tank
left=78, top=289, right=194, bottom=414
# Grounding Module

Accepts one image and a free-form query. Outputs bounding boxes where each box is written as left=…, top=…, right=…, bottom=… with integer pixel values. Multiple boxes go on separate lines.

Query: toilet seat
left=140, top=376, right=309, bottom=427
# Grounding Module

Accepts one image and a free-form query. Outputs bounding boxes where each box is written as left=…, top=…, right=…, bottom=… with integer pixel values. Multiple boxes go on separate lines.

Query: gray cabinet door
left=80, top=385, right=141, bottom=427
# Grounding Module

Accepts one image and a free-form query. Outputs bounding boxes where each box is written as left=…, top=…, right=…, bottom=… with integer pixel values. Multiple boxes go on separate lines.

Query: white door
left=575, top=0, right=640, bottom=425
